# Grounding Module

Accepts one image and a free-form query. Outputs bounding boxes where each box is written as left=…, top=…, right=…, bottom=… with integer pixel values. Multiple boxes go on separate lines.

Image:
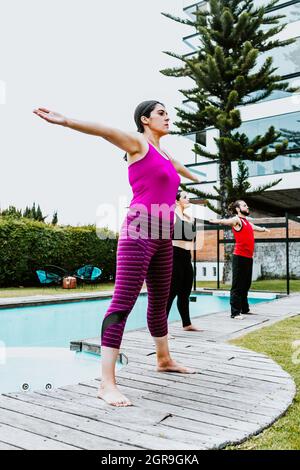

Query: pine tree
left=280, top=120, right=300, bottom=151
left=22, top=203, right=47, bottom=222
left=32, top=202, right=37, bottom=220
left=161, top=0, right=295, bottom=281
left=51, top=211, right=58, bottom=225
left=181, top=160, right=282, bottom=215
left=36, top=204, right=43, bottom=222
left=0, top=206, right=22, bottom=218
left=23, top=206, right=31, bottom=219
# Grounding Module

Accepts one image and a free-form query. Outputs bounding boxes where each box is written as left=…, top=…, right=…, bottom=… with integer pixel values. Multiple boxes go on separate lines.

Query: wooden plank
left=132, top=395, right=259, bottom=433
left=120, top=342, right=276, bottom=368
left=0, top=441, right=22, bottom=450
left=117, top=369, right=279, bottom=399
left=115, top=379, right=279, bottom=423
left=124, top=346, right=284, bottom=374
left=124, top=355, right=291, bottom=384
left=114, top=375, right=281, bottom=415
left=60, top=384, right=246, bottom=443
left=0, top=422, right=78, bottom=450
left=160, top=415, right=244, bottom=447
left=74, top=377, right=280, bottom=419
left=62, top=382, right=259, bottom=433
left=0, top=394, right=205, bottom=450
left=0, top=404, right=130, bottom=450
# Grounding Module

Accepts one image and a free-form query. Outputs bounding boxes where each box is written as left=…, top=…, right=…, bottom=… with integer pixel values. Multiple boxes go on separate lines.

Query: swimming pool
left=0, top=292, right=271, bottom=348
left=0, top=347, right=105, bottom=395
left=0, top=292, right=272, bottom=394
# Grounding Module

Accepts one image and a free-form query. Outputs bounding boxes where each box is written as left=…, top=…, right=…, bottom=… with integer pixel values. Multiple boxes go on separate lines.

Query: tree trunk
left=218, top=156, right=233, bottom=284
left=222, top=230, right=234, bottom=285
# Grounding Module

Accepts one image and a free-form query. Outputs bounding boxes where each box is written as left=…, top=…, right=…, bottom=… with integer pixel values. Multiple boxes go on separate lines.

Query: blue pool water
left=0, top=347, right=104, bottom=394
left=0, top=292, right=271, bottom=348
left=0, top=292, right=272, bottom=394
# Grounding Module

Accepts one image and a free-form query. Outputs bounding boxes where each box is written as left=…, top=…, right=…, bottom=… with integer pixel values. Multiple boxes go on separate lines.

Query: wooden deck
left=0, top=293, right=298, bottom=450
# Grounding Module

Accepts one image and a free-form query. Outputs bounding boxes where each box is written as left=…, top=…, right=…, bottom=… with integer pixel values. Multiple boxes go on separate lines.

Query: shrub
left=0, top=217, right=117, bottom=286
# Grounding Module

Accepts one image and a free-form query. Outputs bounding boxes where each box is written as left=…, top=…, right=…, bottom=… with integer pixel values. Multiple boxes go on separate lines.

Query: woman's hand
left=33, top=107, right=67, bottom=126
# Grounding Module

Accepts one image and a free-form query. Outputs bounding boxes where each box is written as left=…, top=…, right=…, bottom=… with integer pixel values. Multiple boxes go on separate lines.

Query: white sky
left=0, top=0, right=196, bottom=228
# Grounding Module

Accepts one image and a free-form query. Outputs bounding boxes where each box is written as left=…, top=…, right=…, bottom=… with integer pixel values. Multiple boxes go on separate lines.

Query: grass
left=0, top=279, right=299, bottom=298
left=0, top=283, right=116, bottom=298
left=226, top=316, right=300, bottom=450
left=196, top=279, right=300, bottom=293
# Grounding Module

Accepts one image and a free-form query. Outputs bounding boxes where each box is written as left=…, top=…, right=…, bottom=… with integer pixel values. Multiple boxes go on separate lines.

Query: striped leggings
left=101, top=210, right=174, bottom=349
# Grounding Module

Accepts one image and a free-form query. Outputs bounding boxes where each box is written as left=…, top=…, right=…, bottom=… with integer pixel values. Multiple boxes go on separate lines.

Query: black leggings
left=166, top=246, right=194, bottom=327
left=230, top=254, right=253, bottom=317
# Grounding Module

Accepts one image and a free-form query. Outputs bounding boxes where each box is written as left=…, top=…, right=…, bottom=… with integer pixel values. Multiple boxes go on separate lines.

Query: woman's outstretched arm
left=162, top=148, right=202, bottom=183
left=173, top=160, right=201, bottom=183
left=33, top=107, right=144, bottom=154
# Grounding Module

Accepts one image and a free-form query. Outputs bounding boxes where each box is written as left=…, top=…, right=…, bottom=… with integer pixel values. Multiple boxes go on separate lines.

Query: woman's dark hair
left=175, top=190, right=192, bottom=222
left=176, top=191, right=182, bottom=201
left=228, top=200, right=243, bottom=215
left=124, top=100, right=164, bottom=161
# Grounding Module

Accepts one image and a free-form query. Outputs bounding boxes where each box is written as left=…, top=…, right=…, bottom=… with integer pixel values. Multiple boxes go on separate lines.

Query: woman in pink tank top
left=34, top=100, right=200, bottom=407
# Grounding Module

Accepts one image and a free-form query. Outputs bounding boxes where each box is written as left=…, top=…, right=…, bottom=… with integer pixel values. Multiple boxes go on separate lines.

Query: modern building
left=181, top=0, right=300, bottom=280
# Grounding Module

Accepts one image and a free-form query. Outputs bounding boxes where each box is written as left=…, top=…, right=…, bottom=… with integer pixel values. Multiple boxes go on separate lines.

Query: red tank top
left=232, top=217, right=254, bottom=258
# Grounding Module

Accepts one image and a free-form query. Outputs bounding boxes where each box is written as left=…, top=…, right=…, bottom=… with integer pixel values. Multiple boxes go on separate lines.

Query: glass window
left=240, top=111, right=300, bottom=149
left=183, top=33, right=202, bottom=52
left=253, top=0, right=292, bottom=7
left=241, top=111, right=300, bottom=176
left=186, top=161, right=218, bottom=180
left=184, top=1, right=208, bottom=20
left=202, top=267, right=207, bottom=276
left=196, top=131, right=207, bottom=147
left=243, top=85, right=300, bottom=104
left=184, top=14, right=300, bottom=76
left=254, top=36, right=300, bottom=77
left=213, top=267, right=217, bottom=277
left=276, top=1, right=300, bottom=24
left=246, top=153, right=300, bottom=176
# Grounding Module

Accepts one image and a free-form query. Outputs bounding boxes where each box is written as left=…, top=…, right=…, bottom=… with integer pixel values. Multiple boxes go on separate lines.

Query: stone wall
left=254, top=242, right=300, bottom=278
left=196, top=218, right=300, bottom=280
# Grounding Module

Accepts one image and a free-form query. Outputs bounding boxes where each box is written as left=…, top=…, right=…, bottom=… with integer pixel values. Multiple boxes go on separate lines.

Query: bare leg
left=154, top=335, right=196, bottom=373
left=97, top=346, right=132, bottom=407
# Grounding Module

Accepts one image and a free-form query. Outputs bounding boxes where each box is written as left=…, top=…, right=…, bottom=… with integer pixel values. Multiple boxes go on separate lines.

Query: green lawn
left=0, top=279, right=299, bottom=298
left=196, top=279, right=300, bottom=293
left=0, top=283, right=115, bottom=298
left=226, top=316, right=300, bottom=450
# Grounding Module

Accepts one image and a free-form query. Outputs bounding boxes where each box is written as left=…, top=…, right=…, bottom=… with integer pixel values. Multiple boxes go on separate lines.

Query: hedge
left=0, top=217, right=118, bottom=287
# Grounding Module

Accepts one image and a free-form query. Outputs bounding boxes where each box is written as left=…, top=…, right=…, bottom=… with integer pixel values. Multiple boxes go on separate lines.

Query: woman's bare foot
left=97, top=384, right=132, bottom=407
left=183, top=324, right=203, bottom=332
left=157, top=358, right=196, bottom=374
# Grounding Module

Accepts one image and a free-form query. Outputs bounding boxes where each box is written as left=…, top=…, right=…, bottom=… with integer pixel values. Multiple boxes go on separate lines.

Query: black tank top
left=172, top=214, right=196, bottom=241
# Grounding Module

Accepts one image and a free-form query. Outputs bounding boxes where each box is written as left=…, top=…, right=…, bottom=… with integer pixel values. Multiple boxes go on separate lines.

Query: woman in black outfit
left=166, top=190, right=203, bottom=332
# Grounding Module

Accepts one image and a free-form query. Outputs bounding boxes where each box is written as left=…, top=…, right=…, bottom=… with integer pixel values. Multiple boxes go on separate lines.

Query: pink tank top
left=128, top=142, right=180, bottom=221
